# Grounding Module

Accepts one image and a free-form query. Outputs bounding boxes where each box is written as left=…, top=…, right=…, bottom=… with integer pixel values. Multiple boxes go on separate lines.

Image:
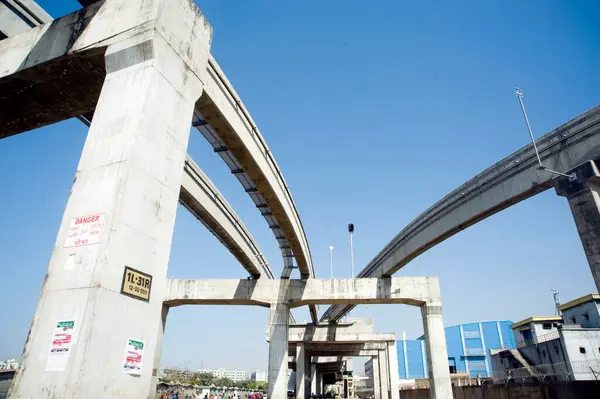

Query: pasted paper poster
left=122, top=338, right=145, bottom=375
left=45, top=320, right=75, bottom=371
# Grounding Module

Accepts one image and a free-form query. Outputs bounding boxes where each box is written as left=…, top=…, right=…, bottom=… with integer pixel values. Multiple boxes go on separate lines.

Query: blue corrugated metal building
left=397, top=321, right=515, bottom=379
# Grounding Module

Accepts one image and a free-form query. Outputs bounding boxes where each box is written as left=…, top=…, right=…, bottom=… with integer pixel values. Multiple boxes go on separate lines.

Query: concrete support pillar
left=296, top=343, right=308, bottom=399
left=311, top=363, right=317, bottom=396
left=379, top=349, right=390, bottom=399
left=421, top=303, right=453, bottom=399
left=9, top=34, right=206, bottom=398
left=372, top=356, right=382, bottom=399
left=150, top=305, right=169, bottom=398
left=316, top=370, right=322, bottom=395
left=388, top=341, right=400, bottom=399
left=555, top=160, right=600, bottom=292
left=268, top=303, right=290, bottom=399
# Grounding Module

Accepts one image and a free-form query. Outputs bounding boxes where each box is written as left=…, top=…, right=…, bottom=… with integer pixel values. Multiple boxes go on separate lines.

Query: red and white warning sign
left=63, top=213, right=106, bottom=248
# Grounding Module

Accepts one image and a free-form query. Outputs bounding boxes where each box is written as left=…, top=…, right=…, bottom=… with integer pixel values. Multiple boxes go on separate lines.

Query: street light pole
left=348, top=223, right=355, bottom=278
left=329, top=245, right=334, bottom=278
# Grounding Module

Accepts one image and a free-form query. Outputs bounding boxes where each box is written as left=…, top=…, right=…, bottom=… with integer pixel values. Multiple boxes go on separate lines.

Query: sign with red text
left=45, top=320, right=75, bottom=371
left=63, top=213, right=106, bottom=248
left=122, top=338, right=145, bottom=375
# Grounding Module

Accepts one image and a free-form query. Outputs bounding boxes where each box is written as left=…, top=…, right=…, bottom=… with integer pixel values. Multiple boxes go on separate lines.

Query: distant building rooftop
left=510, top=316, right=562, bottom=330
left=558, top=293, right=600, bottom=312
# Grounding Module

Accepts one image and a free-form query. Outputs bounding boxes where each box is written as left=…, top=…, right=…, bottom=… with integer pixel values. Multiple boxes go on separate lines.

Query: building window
left=555, top=346, right=560, bottom=355
left=584, top=313, right=590, bottom=321
left=542, top=350, right=546, bottom=357
left=580, top=347, right=586, bottom=354
left=542, top=323, right=552, bottom=330
left=570, top=317, right=576, bottom=324
left=448, top=358, right=457, bottom=374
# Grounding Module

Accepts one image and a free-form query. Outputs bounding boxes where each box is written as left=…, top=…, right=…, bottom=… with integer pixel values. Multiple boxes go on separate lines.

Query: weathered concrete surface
left=379, top=349, right=390, bottom=399
left=294, top=342, right=387, bottom=353
left=555, top=159, right=600, bottom=292
left=0, top=2, right=319, bottom=324
left=0, top=0, right=51, bottom=37
left=388, top=341, right=401, bottom=399
left=7, top=0, right=212, bottom=397
left=267, top=303, right=289, bottom=399
left=1, top=0, right=318, bottom=321
left=0, top=0, right=211, bottom=138
left=422, top=304, right=453, bottom=399
left=296, top=342, right=308, bottom=399
left=323, top=105, right=600, bottom=321
left=181, top=157, right=272, bottom=279
left=0, top=1, right=277, bottom=286
left=372, top=355, right=382, bottom=399
left=164, top=277, right=440, bottom=308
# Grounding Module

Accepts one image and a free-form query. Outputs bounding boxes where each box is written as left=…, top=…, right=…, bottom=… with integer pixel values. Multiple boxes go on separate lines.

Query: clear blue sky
left=1, top=0, right=599, bottom=374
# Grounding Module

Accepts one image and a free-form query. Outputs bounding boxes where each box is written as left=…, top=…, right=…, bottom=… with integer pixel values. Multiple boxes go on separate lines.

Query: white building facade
left=251, top=369, right=268, bottom=382
left=198, top=368, right=248, bottom=382
left=491, top=293, right=600, bottom=381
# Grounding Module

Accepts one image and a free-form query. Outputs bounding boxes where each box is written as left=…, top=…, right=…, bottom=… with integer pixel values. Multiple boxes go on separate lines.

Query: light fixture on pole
left=348, top=223, right=355, bottom=278
left=514, top=87, right=574, bottom=179
left=329, top=245, right=334, bottom=278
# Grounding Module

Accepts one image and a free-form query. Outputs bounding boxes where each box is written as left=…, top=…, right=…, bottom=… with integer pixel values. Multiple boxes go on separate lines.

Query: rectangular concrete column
left=150, top=305, right=169, bottom=398
left=268, top=303, right=289, bottom=398
left=421, top=303, right=453, bottom=399
left=9, top=38, right=206, bottom=398
left=372, top=356, right=382, bottom=399
left=296, top=343, right=308, bottom=399
left=311, top=363, right=317, bottom=395
left=388, top=341, right=400, bottom=399
left=555, top=161, right=600, bottom=292
left=379, top=349, right=390, bottom=399
left=316, top=370, right=322, bottom=395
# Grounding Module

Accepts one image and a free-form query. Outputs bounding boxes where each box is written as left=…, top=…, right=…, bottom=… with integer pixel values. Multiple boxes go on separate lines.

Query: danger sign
left=63, top=213, right=106, bottom=248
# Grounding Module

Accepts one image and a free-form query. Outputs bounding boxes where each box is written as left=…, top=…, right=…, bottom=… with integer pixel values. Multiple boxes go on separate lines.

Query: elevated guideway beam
left=322, top=105, right=600, bottom=321
left=180, top=156, right=272, bottom=279
left=195, top=57, right=315, bottom=281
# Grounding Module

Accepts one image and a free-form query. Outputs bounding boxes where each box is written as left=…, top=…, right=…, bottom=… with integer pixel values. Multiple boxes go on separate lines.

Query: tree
left=213, top=377, right=235, bottom=387
left=194, top=372, right=215, bottom=386
left=254, top=381, right=267, bottom=391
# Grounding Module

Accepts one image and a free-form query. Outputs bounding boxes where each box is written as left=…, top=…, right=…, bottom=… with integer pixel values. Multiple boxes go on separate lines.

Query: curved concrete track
left=322, top=105, right=600, bottom=321
left=194, top=57, right=315, bottom=281
left=181, top=156, right=273, bottom=279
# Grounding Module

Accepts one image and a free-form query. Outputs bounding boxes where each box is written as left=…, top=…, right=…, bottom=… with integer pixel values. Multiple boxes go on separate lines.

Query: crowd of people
left=158, top=389, right=263, bottom=399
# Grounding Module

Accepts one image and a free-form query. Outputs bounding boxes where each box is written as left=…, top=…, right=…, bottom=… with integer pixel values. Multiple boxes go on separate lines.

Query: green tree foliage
left=194, top=372, right=216, bottom=386
left=160, top=368, right=216, bottom=387
left=213, top=377, right=235, bottom=387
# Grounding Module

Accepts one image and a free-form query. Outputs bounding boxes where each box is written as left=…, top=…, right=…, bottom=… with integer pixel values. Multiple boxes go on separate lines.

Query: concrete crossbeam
left=302, top=342, right=388, bottom=352
left=164, top=277, right=440, bottom=308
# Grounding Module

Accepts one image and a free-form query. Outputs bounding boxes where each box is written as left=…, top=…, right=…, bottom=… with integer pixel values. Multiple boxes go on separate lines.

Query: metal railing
left=493, top=360, right=600, bottom=382
left=515, top=331, right=560, bottom=348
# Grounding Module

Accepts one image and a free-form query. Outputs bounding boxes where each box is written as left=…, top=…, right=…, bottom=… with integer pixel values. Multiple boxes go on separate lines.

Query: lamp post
left=329, top=245, right=334, bottom=278
left=348, top=223, right=355, bottom=278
